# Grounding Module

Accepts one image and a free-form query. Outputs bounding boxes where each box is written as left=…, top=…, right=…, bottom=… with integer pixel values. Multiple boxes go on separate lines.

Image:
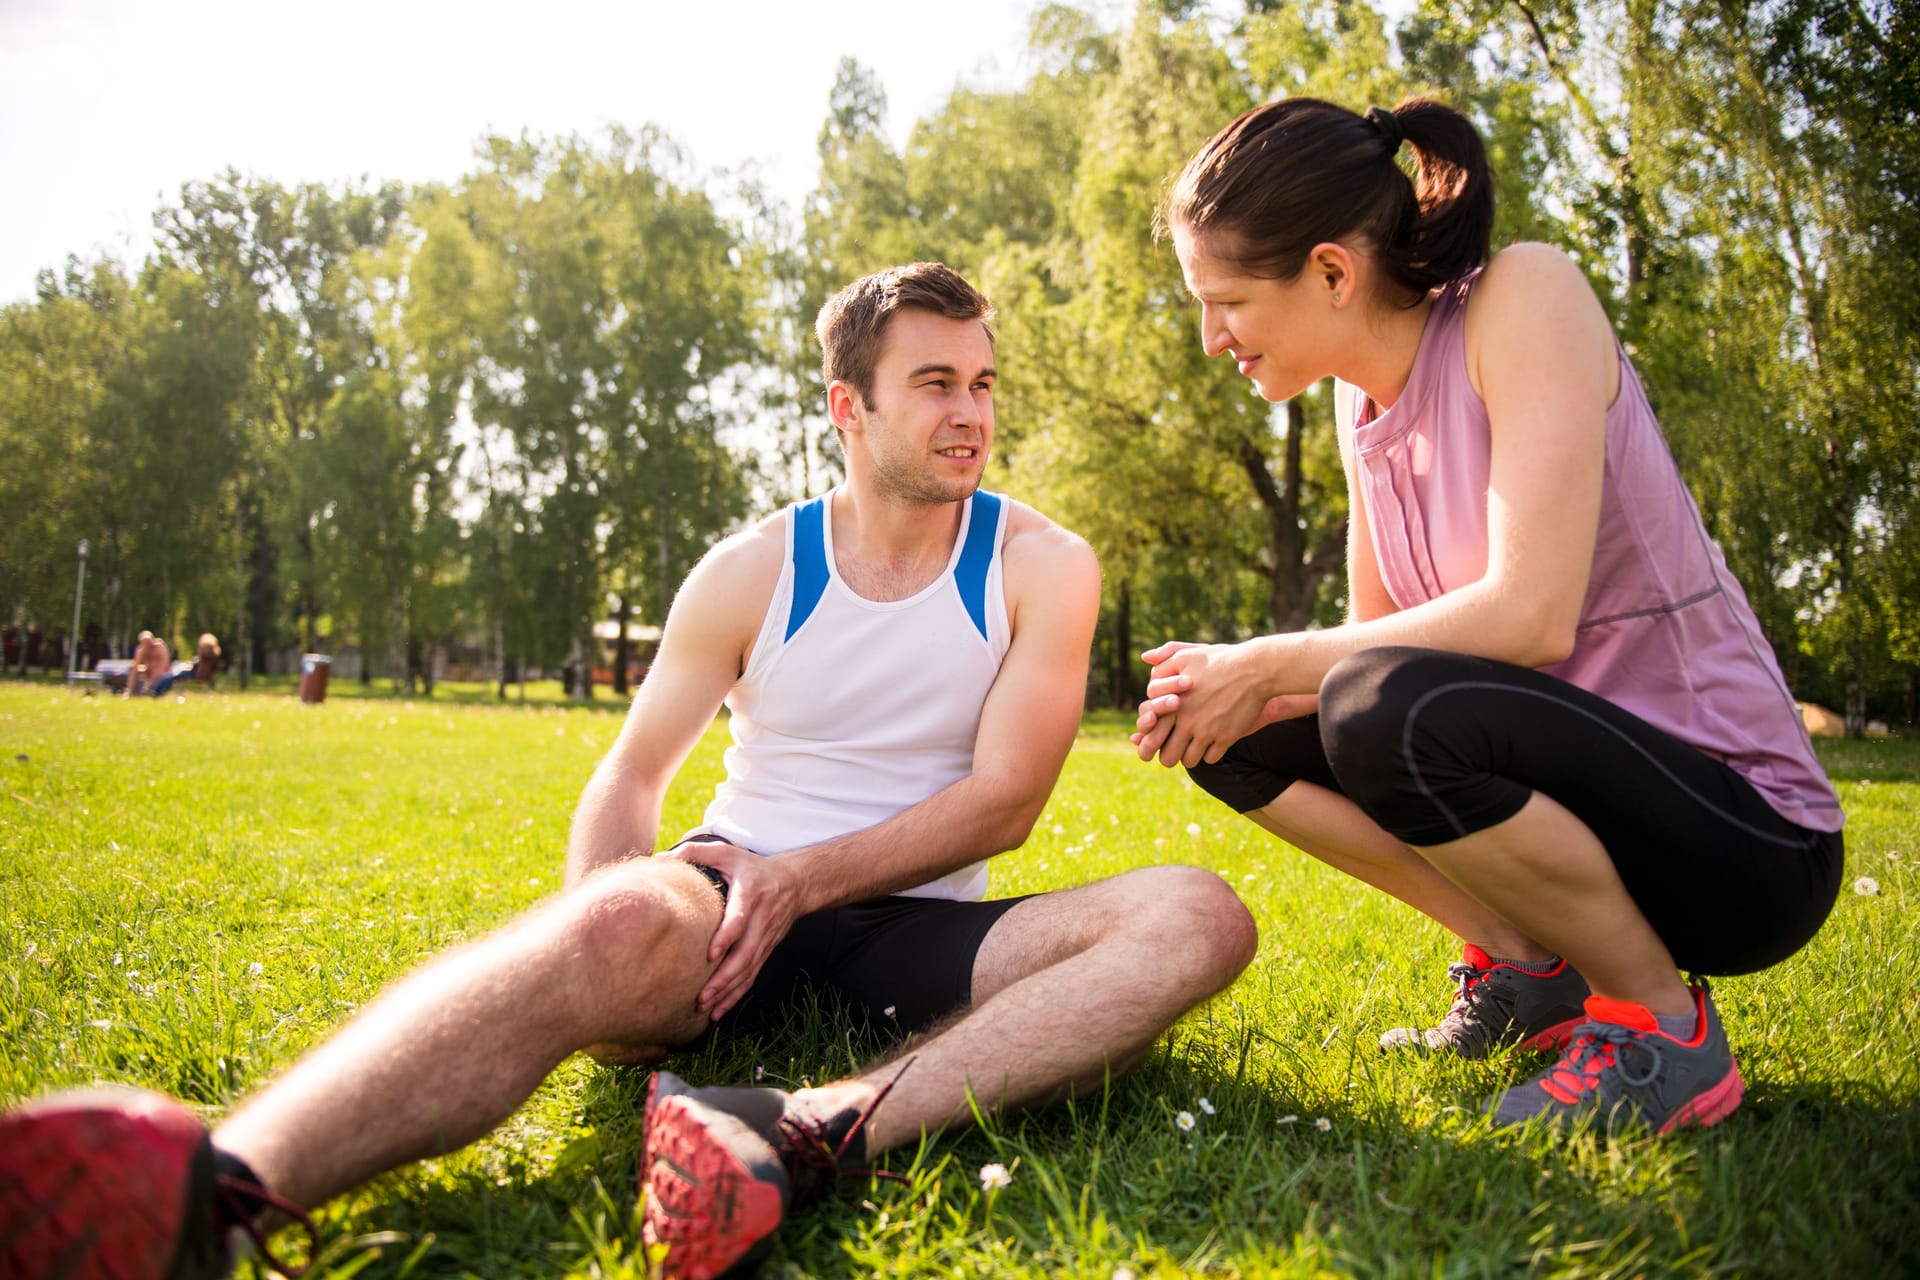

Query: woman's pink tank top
left=1343, top=270, right=1842, bottom=832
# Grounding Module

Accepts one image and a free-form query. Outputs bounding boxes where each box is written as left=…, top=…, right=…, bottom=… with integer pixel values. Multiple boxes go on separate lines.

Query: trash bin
left=298, top=653, right=331, bottom=704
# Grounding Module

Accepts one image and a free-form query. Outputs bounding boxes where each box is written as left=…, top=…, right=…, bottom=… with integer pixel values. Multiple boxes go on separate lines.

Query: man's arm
left=563, top=527, right=778, bottom=889
left=670, top=506, right=1102, bottom=1018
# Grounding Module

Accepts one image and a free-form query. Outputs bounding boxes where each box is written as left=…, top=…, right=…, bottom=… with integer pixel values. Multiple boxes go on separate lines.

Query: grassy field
left=2, top=680, right=1915, bottom=1278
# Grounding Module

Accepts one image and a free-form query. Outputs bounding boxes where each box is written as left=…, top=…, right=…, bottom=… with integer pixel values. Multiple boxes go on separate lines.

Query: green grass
left=2, top=684, right=1916, bottom=1278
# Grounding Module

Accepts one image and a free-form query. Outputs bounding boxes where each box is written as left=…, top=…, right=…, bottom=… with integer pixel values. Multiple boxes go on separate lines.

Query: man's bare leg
left=789, top=864, right=1256, bottom=1153
left=216, top=859, right=724, bottom=1210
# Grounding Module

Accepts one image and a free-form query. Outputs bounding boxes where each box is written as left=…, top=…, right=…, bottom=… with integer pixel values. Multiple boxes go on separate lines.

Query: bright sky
left=0, top=0, right=1103, bottom=306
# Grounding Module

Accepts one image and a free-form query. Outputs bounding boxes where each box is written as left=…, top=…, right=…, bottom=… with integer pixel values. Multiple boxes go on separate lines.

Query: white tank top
left=692, top=489, right=1012, bottom=899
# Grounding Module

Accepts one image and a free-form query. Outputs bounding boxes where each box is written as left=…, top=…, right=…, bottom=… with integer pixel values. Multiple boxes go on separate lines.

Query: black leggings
left=1186, top=647, right=1843, bottom=975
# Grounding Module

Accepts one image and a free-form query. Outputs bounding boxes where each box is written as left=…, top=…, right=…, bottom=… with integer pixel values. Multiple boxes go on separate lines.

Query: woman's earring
left=1332, top=292, right=1343, bottom=304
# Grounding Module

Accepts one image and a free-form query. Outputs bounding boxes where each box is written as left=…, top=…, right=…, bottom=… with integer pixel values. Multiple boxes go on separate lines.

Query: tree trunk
left=1844, top=646, right=1867, bottom=738
left=613, top=594, right=633, bottom=697
left=1110, top=578, right=1135, bottom=708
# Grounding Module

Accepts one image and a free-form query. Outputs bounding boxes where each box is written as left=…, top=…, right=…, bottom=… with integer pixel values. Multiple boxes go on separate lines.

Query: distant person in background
left=194, top=633, right=221, bottom=688
left=126, top=631, right=172, bottom=697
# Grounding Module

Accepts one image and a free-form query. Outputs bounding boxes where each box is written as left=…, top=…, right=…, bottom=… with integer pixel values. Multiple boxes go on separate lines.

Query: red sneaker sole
left=0, top=1087, right=215, bottom=1280
left=1658, top=1062, right=1746, bottom=1133
left=640, top=1095, right=784, bottom=1280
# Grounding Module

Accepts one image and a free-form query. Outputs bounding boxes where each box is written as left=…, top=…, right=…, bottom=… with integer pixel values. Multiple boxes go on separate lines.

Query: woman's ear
left=1311, top=241, right=1358, bottom=306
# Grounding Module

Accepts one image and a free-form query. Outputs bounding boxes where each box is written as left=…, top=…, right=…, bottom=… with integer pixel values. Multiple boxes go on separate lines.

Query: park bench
left=73, top=658, right=195, bottom=693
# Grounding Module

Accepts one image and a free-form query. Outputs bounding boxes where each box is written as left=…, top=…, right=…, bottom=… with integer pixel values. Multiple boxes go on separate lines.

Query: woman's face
left=1174, top=224, right=1335, bottom=403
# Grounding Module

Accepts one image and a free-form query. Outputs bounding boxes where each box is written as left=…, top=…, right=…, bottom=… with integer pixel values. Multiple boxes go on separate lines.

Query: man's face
left=836, top=309, right=995, bottom=505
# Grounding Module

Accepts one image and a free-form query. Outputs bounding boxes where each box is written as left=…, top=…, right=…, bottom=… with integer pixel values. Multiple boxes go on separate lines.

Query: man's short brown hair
left=815, top=262, right=995, bottom=409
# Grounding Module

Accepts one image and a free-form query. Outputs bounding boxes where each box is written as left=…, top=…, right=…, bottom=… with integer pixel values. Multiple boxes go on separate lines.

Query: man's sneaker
left=1380, top=945, right=1590, bottom=1058
left=639, top=1068, right=902, bottom=1280
left=1486, top=982, right=1745, bottom=1134
left=0, top=1086, right=315, bottom=1280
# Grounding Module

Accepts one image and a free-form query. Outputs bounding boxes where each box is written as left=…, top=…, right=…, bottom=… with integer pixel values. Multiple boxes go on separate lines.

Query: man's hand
left=658, top=841, right=806, bottom=1020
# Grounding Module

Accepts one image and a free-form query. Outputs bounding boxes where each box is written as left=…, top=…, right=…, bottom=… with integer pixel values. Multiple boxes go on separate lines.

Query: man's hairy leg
left=215, top=859, right=723, bottom=1210
left=801, top=865, right=1256, bottom=1152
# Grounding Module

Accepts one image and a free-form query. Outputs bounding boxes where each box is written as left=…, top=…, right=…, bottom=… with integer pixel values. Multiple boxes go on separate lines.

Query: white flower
left=1315, top=1117, right=1332, bottom=1132
left=1186, top=823, right=1202, bottom=837
left=883, top=1005, right=897, bottom=1019
left=979, top=1162, right=1012, bottom=1191
left=1198, top=1097, right=1216, bottom=1116
left=754, top=1065, right=765, bottom=1081
left=1854, top=876, right=1881, bottom=896
left=1277, top=1115, right=1299, bottom=1125
left=88, top=1019, right=112, bottom=1030
left=1176, top=1110, right=1196, bottom=1132
left=1113, top=1269, right=1138, bottom=1280
left=248, top=962, right=263, bottom=976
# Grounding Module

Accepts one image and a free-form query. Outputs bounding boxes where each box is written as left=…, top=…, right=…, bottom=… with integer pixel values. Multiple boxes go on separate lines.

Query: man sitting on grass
left=0, top=262, right=1257, bottom=1280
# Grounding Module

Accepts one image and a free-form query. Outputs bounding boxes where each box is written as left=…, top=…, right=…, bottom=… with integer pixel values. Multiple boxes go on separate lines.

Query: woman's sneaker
left=1380, top=945, right=1591, bottom=1058
left=1486, top=982, right=1745, bottom=1134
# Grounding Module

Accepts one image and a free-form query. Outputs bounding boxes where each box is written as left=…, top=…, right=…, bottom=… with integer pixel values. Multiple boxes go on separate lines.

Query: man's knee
left=1118, top=865, right=1258, bottom=990
left=562, top=860, right=720, bottom=991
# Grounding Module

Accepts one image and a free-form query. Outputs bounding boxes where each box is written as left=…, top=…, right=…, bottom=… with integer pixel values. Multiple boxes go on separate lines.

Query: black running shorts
left=672, top=836, right=1029, bottom=1034
left=1184, top=647, right=1844, bottom=976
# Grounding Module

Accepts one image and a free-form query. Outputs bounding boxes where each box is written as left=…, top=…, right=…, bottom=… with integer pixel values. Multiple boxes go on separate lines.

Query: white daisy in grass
left=1198, top=1098, right=1216, bottom=1116
left=1277, top=1115, right=1299, bottom=1125
left=248, top=962, right=264, bottom=976
left=1186, top=823, right=1202, bottom=837
left=979, top=1162, right=1013, bottom=1191
left=1316, top=1117, right=1333, bottom=1132
left=1176, top=1110, right=1196, bottom=1132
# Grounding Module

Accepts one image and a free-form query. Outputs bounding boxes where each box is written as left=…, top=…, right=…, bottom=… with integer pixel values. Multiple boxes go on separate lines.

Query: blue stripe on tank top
left=954, top=490, right=1001, bottom=641
left=785, top=496, right=831, bottom=640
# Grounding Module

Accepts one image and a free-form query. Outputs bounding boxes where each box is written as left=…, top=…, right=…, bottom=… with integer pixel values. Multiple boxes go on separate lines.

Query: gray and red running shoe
left=1486, top=982, right=1745, bottom=1134
left=639, top=1068, right=903, bottom=1280
left=0, top=1086, right=313, bottom=1280
left=1380, top=944, right=1590, bottom=1057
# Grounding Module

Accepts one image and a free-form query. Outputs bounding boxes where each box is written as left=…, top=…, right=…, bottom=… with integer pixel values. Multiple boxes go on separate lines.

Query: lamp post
left=67, top=539, right=88, bottom=683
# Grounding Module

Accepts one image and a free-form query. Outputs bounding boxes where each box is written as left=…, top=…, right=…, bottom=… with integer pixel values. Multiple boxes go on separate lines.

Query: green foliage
left=2, top=687, right=1915, bottom=1277
left=0, top=0, right=1912, bottom=721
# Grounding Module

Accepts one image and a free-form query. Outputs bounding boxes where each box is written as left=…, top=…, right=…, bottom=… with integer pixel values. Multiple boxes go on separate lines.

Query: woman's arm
left=1142, top=244, right=1617, bottom=767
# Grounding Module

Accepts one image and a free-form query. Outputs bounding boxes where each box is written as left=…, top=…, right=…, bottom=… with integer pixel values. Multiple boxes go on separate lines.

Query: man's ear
left=827, top=380, right=864, bottom=434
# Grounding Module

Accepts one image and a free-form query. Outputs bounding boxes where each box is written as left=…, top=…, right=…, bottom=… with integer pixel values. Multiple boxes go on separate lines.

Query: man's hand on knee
left=657, top=842, right=804, bottom=1020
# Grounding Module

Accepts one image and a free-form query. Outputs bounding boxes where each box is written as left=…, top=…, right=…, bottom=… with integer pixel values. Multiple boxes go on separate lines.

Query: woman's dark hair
left=1160, top=97, right=1494, bottom=303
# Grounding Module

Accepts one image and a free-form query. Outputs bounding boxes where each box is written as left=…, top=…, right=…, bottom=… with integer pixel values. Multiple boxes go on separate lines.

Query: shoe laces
left=1443, top=961, right=1506, bottom=1026
left=1542, top=1022, right=1663, bottom=1102
left=1446, top=961, right=1482, bottom=1008
left=217, top=1173, right=321, bottom=1277
left=772, top=1056, right=915, bottom=1204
